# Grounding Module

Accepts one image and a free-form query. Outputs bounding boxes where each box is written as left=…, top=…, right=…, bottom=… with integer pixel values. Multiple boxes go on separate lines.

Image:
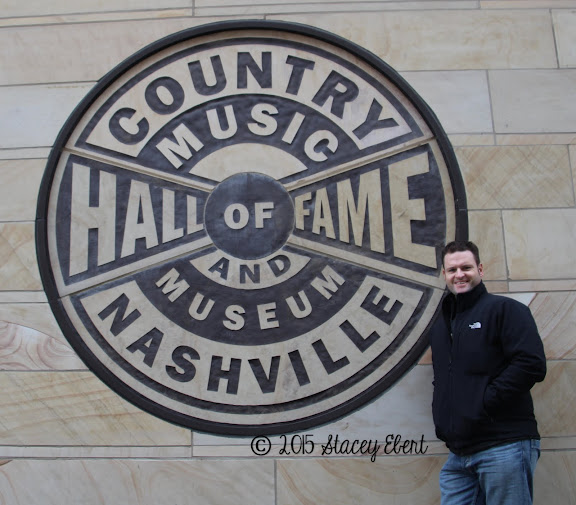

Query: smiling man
left=428, top=241, right=547, bottom=505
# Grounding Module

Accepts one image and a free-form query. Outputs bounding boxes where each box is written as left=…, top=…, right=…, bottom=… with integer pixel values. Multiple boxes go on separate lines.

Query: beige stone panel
left=450, top=134, right=495, bottom=147
left=197, top=1, right=478, bottom=16
left=510, top=279, right=576, bottom=292
left=0, top=292, right=47, bottom=303
left=571, top=146, right=576, bottom=213
left=535, top=451, right=576, bottom=503
left=0, top=445, right=190, bottom=458
left=0, top=223, right=42, bottom=291
left=269, top=11, right=557, bottom=70
left=0, top=18, right=238, bottom=86
left=277, top=457, right=443, bottom=505
left=530, top=292, right=576, bottom=359
left=0, top=371, right=190, bottom=445
left=0, top=303, right=64, bottom=341
left=401, top=71, right=493, bottom=134
left=0, top=0, right=191, bottom=18
left=0, top=84, right=94, bottom=149
left=502, top=292, right=535, bottom=306
left=0, top=159, right=45, bottom=221
left=0, top=148, right=52, bottom=160
left=490, top=70, right=576, bottom=133
left=503, top=209, right=576, bottom=281
left=0, top=459, right=274, bottom=505
left=570, top=144, right=576, bottom=187
left=482, top=0, right=576, bottom=7
left=496, top=134, right=576, bottom=145
left=468, top=210, right=507, bottom=280
left=484, top=280, right=509, bottom=293
left=541, top=436, right=576, bottom=451
left=456, top=145, right=573, bottom=209
left=0, top=9, right=191, bottom=28
left=553, top=9, right=576, bottom=68
left=533, top=361, right=576, bottom=437
left=0, top=321, right=85, bottom=370
left=198, top=0, right=464, bottom=4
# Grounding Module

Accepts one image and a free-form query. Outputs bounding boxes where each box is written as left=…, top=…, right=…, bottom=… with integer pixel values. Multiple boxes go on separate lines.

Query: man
left=428, top=241, right=546, bottom=505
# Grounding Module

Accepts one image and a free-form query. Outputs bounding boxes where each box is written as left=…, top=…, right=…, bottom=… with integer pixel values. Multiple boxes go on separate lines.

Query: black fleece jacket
left=428, top=282, right=546, bottom=455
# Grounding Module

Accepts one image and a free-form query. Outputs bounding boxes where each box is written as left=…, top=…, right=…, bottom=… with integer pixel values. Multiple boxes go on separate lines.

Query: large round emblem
left=36, top=21, right=466, bottom=435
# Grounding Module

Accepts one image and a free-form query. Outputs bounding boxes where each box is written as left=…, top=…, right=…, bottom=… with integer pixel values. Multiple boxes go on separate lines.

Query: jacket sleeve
left=483, top=299, right=546, bottom=413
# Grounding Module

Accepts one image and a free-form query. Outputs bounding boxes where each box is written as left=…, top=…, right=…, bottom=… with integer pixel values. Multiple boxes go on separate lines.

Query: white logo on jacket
left=469, top=322, right=482, bottom=329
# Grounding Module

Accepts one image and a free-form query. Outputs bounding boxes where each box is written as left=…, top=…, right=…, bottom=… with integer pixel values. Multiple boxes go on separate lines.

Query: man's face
left=442, top=250, right=484, bottom=295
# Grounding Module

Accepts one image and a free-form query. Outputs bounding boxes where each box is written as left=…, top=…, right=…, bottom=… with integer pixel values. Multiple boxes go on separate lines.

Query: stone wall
left=0, top=1, right=575, bottom=503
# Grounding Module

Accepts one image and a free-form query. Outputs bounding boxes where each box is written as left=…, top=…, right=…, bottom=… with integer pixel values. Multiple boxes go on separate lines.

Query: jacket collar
left=443, top=281, right=487, bottom=314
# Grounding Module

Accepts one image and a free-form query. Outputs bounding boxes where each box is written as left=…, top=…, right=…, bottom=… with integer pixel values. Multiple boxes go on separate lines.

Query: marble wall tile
left=197, top=1, right=478, bottom=16
left=0, top=303, right=64, bottom=341
left=0, top=17, right=231, bottom=86
left=503, top=292, right=536, bottom=306
left=530, top=292, right=576, bottom=360
left=277, top=451, right=576, bottom=504
left=483, top=280, right=509, bottom=293
left=0, top=84, right=94, bottom=149
left=496, top=134, right=576, bottom=145
left=533, top=361, right=576, bottom=437
left=0, top=0, right=191, bottom=18
left=197, top=0, right=470, bottom=6
left=0, top=223, right=42, bottom=291
left=0, top=148, right=52, bottom=160
left=0, top=321, right=85, bottom=370
left=553, top=9, right=576, bottom=68
left=0, top=459, right=274, bottom=505
left=0, top=292, right=47, bottom=303
left=0, top=9, right=191, bottom=28
left=401, top=71, right=492, bottom=134
left=490, top=70, right=576, bottom=133
left=270, top=11, right=557, bottom=71
left=277, top=457, right=444, bottom=505
left=449, top=134, right=495, bottom=147
left=570, top=145, right=576, bottom=188
left=503, top=209, right=576, bottom=281
left=456, top=145, right=574, bottom=209
left=481, top=0, right=576, bottom=7
left=0, top=159, right=45, bottom=220
left=541, top=437, right=576, bottom=451
left=535, top=452, right=576, bottom=504
left=510, top=279, right=576, bottom=293
left=0, top=445, right=190, bottom=458
left=468, top=210, right=507, bottom=281
left=0, top=371, right=190, bottom=445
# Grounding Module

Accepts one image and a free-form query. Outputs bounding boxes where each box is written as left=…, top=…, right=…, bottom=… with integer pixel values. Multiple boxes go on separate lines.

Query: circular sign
left=36, top=20, right=467, bottom=435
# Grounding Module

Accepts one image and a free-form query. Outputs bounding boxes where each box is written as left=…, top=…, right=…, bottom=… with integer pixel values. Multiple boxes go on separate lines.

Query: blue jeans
left=440, top=439, right=540, bottom=505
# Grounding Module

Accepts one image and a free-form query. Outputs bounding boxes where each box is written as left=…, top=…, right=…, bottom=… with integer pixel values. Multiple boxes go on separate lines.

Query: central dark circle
left=204, top=172, right=295, bottom=260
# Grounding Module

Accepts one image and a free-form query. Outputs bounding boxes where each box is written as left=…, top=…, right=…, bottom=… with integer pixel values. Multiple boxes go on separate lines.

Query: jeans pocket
left=530, top=438, right=541, bottom=462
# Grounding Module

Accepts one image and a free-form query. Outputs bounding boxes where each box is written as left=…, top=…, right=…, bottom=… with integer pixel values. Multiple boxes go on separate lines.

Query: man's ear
left=478, top=263, right=484, bottom=277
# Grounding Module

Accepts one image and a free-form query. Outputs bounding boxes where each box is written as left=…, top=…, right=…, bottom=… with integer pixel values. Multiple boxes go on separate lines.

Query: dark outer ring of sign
left=35, top=20, right=468, bottom=436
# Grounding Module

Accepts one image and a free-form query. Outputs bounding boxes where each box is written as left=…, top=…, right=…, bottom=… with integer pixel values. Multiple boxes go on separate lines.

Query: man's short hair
left=441, top=241, right=481, bottom=267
